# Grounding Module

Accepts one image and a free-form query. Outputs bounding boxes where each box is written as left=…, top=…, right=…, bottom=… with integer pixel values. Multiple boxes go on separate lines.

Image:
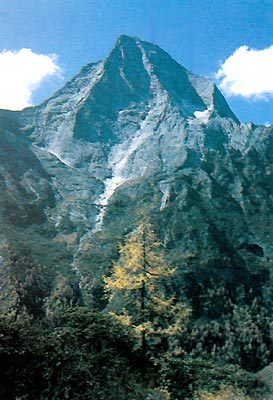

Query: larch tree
left=104, top=221, right=190, bottom=363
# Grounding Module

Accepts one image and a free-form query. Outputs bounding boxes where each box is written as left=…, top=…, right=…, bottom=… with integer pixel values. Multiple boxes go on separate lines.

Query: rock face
left=0, top=35, right=273, bottom=310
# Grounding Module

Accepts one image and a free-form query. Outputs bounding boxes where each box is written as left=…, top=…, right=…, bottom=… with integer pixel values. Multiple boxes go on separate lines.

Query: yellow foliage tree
left=104, top=222, right=190, bottom=362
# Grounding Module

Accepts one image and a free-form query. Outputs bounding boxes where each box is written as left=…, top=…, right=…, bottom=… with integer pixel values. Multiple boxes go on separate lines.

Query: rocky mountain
left=0, top=35, right=272, bottom=315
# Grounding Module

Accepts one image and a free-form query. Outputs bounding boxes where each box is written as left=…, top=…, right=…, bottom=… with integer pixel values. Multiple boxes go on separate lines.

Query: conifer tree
left=104, top=221, right=190, bottom=361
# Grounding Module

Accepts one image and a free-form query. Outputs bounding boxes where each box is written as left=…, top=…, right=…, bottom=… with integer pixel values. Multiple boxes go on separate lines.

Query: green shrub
left=0, top=308, right=148, bottom=399
left=158, top=353, right=264, bottom=400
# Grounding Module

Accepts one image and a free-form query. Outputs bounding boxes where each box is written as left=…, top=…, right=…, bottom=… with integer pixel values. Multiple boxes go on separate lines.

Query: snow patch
left=48, top=148, right=74, bottom=167
left=94, top=129, right=151, bottom=229
left=193, top=109, right=211, bottom=124
left=160, top=185, right=170, bottom=211
left=120, top=46, right=125, bottom=60
left=189, top=104, right=214, bottom=125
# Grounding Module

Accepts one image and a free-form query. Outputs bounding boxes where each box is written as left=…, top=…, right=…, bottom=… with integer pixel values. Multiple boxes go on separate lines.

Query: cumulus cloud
left=0, top=48, right=61, bottom=110
left=215, top=45, right=273, bottom=99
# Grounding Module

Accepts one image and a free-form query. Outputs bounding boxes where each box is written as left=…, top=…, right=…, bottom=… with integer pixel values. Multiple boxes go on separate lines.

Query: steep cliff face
left=0, top=35, right=272, bottom=311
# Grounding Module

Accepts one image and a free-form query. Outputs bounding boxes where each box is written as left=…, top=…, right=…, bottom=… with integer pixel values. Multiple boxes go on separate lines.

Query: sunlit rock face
left=0, top=35, right=273, bottom=306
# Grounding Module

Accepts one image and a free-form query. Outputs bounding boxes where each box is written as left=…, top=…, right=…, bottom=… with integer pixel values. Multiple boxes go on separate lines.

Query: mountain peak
left=23, top=35, right=239, bottom=166
left=116, top=34, right=140, bottom=44
left=105, top=35, right=238, bottom=122
left=35, top=35, right=238, bottom=128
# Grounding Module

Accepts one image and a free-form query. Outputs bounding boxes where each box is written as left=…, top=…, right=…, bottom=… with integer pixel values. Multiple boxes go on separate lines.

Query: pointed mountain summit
left=114, top=35, right=237, bottom=121
left=22, top=35, right=238, bottom=167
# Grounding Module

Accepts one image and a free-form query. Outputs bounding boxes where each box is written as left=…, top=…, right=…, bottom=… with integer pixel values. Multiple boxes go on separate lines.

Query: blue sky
left=1, top=0, right=273, bottom=123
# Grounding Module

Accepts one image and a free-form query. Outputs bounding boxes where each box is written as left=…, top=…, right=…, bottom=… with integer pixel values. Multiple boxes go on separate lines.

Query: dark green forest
left=0, top=221, right=272, bottom=399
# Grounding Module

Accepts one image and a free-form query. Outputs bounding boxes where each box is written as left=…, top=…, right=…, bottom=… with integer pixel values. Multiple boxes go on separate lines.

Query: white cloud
left=0, top=48, right=61, bottom=110
left=215, top=45, right=273, bottom=99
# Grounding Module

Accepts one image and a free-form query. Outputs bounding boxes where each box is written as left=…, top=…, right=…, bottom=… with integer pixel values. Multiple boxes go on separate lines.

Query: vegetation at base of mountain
left=0, top=307, right=269, bottom=399
left=101, top=220, right=272, bottom=398
left=41, top=308, right=147, bottom=400
left=158, top=354, right=266, bottom=399
left=0, top=220, right=272, bottom=399
left=0, top=246, right=82, bottom=320
left=184, top=298, right=272, bottom=371
left=0, top=309, right=148, bottom=400
left=181, top=274, right=273, bottom=372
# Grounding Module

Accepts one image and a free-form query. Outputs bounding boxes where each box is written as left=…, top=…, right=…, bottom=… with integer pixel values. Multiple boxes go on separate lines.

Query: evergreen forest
left=0, top=220, right=272, bottom=399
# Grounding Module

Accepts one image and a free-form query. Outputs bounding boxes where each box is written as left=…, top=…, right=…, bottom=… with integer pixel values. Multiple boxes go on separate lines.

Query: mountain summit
left=22, top=35, right=238, bottom=165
